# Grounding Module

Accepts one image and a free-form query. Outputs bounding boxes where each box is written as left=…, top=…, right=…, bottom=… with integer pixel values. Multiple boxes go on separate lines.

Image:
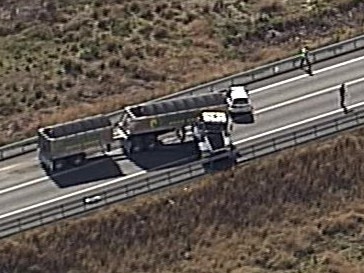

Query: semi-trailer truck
left=38, top=93, right=236, bottom=172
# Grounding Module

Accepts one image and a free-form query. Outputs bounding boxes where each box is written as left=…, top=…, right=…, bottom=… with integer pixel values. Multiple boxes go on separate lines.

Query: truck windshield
left=233, top=98, right=248, bottom=104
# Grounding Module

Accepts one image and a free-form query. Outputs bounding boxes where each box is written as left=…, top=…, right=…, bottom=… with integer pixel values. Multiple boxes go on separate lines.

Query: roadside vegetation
left=0, top=0, right=363, bottom=144
left=1, top=128, right=364, bottom=273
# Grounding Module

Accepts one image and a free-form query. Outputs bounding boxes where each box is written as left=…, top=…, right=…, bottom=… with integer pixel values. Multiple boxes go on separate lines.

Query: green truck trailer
left=38, top=115, right=113, bottom=172
left=114, top=92, right=229, bottom=155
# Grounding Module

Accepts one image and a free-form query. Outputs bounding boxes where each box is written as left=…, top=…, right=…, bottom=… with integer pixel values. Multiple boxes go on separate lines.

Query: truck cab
left=226, top=85, right=254, bottom=121
left=193, top=111, right=233, bottom=158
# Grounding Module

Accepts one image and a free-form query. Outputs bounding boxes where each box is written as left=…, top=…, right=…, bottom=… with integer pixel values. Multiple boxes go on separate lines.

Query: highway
left=0, top=49, right=364, bottom=223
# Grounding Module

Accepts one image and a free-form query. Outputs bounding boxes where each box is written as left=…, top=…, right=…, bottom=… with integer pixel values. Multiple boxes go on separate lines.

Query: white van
left=226, top=85, right=254, bottom=116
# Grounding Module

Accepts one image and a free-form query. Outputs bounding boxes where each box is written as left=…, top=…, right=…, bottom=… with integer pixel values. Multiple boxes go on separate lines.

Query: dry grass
left=0, top=127, right=364, bottom=272
left=0, top=0, right=363, bottom=144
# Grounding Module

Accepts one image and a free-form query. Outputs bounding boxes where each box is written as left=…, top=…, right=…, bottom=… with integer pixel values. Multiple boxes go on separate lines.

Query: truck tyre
left=49, top=159, right=64, bottom=173
left=71, top=154, right=85, bottom=167
left=249, top=113, right=255, bottom=123
left=144, top=136, right=158, bottom=150
left=123, top=140, right=140, bottom=155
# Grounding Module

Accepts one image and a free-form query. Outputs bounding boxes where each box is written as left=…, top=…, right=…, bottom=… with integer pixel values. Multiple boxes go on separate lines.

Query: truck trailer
left=114, top=93, right=229, bottom=155
left=38, top=114, right=113, bottom=173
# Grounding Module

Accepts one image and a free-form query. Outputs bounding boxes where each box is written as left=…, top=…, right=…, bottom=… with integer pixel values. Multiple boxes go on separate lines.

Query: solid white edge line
left=0, top=170, right=147, bottom=220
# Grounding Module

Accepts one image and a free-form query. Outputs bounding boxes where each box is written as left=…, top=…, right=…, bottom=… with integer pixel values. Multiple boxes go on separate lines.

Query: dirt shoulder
left=0, top=0, right=363, bottom=144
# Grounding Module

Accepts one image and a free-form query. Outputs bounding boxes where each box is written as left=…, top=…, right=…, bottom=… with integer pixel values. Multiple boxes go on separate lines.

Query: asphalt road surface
left=1, top=49, right=364, bottom=220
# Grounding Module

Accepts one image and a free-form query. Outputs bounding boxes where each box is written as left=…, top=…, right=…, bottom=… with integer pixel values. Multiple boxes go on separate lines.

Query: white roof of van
left=229, top=86, right=248, bottom=100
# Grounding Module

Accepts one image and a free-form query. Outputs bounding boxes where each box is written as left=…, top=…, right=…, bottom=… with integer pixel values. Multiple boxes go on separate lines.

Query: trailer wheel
left=123, top=140, right=136, bottom=155
left=53, top=159, right=65, bottom=172
left=70, top=154, right=85, bottom=167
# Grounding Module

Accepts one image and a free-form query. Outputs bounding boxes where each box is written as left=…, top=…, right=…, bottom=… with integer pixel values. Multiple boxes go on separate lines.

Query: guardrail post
left=103, top=191, right=108, bottom=204
left=314, top=125, right=318, bottom=137
left=335, top=119, right=339, bottom=131
left=251, top=145, right=256, bottom=157
left=39, top=212, right=43, bottom=225
left=146, top=177, right=150, bottom=189
left=293, top=132, right=297, bottom=145
left=61, top=205, right=65, bottom=218
left=272, top=138, right=277, bottom=151
left=18, top=219, right=22, bottom=232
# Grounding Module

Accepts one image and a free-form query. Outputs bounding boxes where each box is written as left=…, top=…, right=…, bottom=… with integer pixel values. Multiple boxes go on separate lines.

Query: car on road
left=226, top=85, right=254, bottom=122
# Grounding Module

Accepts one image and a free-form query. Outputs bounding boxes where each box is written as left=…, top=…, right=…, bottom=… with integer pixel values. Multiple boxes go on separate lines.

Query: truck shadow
left=231, top=113, right=255, bottom=124
left=202, top=153, right=237, bottom=172
left=127, top=141, right=200, bottom=171
left=48, top=156, right=123, bottom=188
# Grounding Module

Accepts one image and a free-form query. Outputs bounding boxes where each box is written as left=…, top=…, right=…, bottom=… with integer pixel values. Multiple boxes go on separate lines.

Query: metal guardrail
left=1, top=104, right=364, bottom=238
left=1, top=34, right=364, bottom=161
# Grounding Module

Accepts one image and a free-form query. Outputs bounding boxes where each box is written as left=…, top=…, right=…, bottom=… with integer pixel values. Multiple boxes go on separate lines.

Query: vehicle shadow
left=49, top=156, right=123, bottom=188
left=231, top=113, right=255, bottom=124
left=202, top=151, right=238, bottom=172
left=127, top=141, right=200, bottom=171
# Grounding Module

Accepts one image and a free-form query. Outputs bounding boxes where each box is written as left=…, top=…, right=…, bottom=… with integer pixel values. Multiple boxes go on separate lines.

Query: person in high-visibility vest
left=299, top=46, right=312, bottom=75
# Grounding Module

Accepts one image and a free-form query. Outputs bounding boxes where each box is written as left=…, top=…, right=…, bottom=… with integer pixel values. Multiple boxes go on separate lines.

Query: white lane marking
left=255, top=76, right=364, bottom=114
left=1, top=100, right=364, bottom=220
left=250, top=55, right=364, bottom=94
left=0, top=163, right=21, bottom=172
left=0, top=170, right=147, bottom=220
left=0, top=177, right=47, bottom=195
left=235, top=100, right=364, bottom=145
